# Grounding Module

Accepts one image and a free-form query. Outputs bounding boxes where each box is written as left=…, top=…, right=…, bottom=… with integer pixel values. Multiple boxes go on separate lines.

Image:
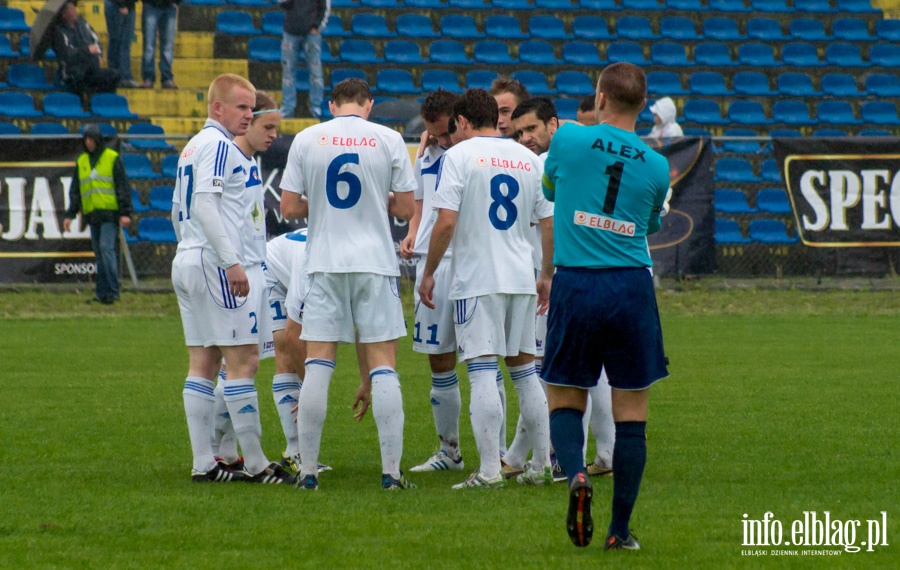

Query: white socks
left=272, top=373, right=302, bottom=457
left=296, top=359, right=334, bottom=478
left=496, top=368, right=507, bottom=454
left=508, top=363, right=551, bottom=470
left=223, top=378, right=268, bottom=474
left=467, top=357, right=503, bottom=478
left=430, top=370, right=461, bottom=458
left=371, top=366, right=405, bottom=478
left=183, top=376, right=216, bottom=473
left=212, top=377, right=238, bottom=463
left=588, top=370, right=615, bottom=465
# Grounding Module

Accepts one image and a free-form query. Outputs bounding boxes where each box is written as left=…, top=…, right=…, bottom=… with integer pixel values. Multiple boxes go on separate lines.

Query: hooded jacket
left=649, top=97, right=684, bottom=138
left=281, top=0, right=329, bottom=37
left=50, top=13, right=103, bottom=85
left=66, top=125, right=133, bottom=226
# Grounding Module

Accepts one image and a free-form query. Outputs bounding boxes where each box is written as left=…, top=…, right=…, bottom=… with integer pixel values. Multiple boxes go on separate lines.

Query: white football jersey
left=280, top=114, right=416, bottom=276
left=265, top=228, right=307, bottom=288
left=173, top=119, right=258, bottom=267
left=233, top=146, right=267, bottom=265
left=412, top=144, right=450, bottom=258
left=433, top=136, right=553, bottom=299
left=532, top=151, right=549, bottom=272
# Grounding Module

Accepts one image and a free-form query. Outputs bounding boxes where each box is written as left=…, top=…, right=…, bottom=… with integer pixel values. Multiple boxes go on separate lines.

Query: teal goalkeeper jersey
left=542, top=122, right=670, bottom=269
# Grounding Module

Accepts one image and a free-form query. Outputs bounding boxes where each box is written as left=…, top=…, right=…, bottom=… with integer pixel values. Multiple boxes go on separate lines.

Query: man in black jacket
left=51, top=0, right=119, bottom=96
left=280, top=0, right=328, bottom=118
left=63, top=124, right=133, bottom=304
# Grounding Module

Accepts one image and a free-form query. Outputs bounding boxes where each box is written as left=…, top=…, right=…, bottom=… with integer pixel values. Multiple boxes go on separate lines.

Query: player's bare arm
left=388, top=190, right=415, bottom=221
left=418, top=208, right=457, bottom=309
left=399, top=199, right=424, bottom=260
left=280, top=191, right=308, bottom=219
left=536, top=215, right=554, bottom=315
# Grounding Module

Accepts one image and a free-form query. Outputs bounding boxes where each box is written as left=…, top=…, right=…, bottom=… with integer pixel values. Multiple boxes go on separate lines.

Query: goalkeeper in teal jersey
left=540, top=63, right=670, bottom=551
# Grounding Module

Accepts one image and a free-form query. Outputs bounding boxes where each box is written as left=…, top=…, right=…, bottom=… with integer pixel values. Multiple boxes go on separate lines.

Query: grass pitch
left=1, top=286, right=898, bottom=569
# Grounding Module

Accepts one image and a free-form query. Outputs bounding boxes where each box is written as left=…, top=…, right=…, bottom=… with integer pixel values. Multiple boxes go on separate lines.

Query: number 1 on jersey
left=176, top=164, right=193, bottom=220
left=603, top=161, right=624, bottom=216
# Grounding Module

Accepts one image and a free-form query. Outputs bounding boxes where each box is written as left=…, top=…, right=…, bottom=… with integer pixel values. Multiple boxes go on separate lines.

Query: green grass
left=2, top=289, right=898, bottom=568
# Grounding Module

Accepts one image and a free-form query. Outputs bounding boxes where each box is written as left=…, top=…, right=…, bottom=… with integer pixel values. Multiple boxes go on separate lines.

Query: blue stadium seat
left=494, top=0, right=532, bottom=8
left=865, top=74, right=900, bottom=97
left=573, top=16, right=614, bottom=40
left=870, top=44, right=900, bottom=67
left=216, top=11, right=260, bottom=35
left=861, top=101, right=900, bottom=125
left=751, top=0, right=790, bottom=12
left=755, top=189, right=791, bottom=214
left=702, top=18, right=744, bottom=41
left=777, top=73, right=820, bottom=97
left=0, top=92, right=42, bottom=118
left=647, top=71, right=687, bottom=95
left=149, top=186, right=174, bottom=212
left=825, top=43, right=868, bottom=67
left=563, top=41, right=603, bottom=65
left=421, top=70, right=461, bottom=93
left=291, top=68, right=310, bottom=92
left=715, top=189, right=757, bottom=213
left=876, top=19, right=900, bottom=41
left=821, top=74, right=862, bottom=97
left=138, top=217, right=177, bottom=243
left=607, top=42, right=647, bottom=65
left=31, top=122, right=68, bottom=135
left=91, top=94, right=138, bottom=119
left=789, top=18, right=829, bottom=41
left=660, top=16, right=698, bottom=40
left=813, top=128, right=847, bottom=137
left=720, top=129, right=763, bottom=154
left=429, top=40, right=471, bottom=64
left=248, top=37, right=281, bottom=62
left=535, top=0, right=578, bottom=8
left=639, top=102, right=654, bottom=124
left=319, top=39, right=338, bottom=64
left=768, top=128, right=803, bottom=138
left=747, top=18, right=786, bottom=40
left=520, top=41, right=562, bottom=65
left=448, top=0, right=487, bottom=7
left=715, top=158, right=760, bottom=183
left=729, top=101, right=773, bottom=125
left=650, top=42, right=690, bottom=66
left=466, top=70, right=499, bottom=90
left=683, top=128, right=712, bottom=137
left=738, top=43, right=777, bottom=67
left=384, top=41, right=425, bottom=64
left=0, top=8, right=29, bottom=32
left=406, top=0, right=446, bottom=6
left=667, top=0, right=705, bottom=8
left=817, top=101, right=862, bottom=125
left=555, top=71, right=594, bottom=96
left=749, top=219, right=797, bottom=244
left=694, top=43, right=737, bottom=67
left=684, top=99, right=728, bottom=125
left=96, top=123, right=118, bottom=138
left=485, top=15, right=528, bottom=40
left=7, top=63, right=54, bottom=89
left=734, top=72, right=774, bottom=96
left=0, top=34, right=18, bottom=58
left=858, top=129, right=893, bottom=136
left=836, top=0, right=879, bottom=13
left=42, top=92, right=90, bottom=118
left=339, top=40, right=382, bottom=64
left=441, top=15, right=483, bottom=39
left=782, top=43, right=824, bottom=67
left=131, top=188, right=149, bottom=213
left=330, top=68, right=367, bottom=87
left=261, top=11, right=284, bottom=35
left=709, top=0, right=750, bottom=11
left=554, top=98, right=579, bottom=121
left=0, top=122, right=20, bottom=134
left=622, top=0, right=661, bottom=8
left=689, top=71, right=732, bottom=95
left=616, top=16, right=657, bottom=40
left=322, top=15, right=350, bottom=37
left=714, top=218, right=752, bottom=244
left=122, top=154, right=161, bottom=180
left=795, top=0, right=836, bottom=11
left=761, top=158, right=781, bottom=182
left=512, top=70, right=555, bottom=96
left=351, top=14, right=395, bottom=37
left=161, top=154, right=178, bottom=178
left=189, top=0, right=227, bottom=5
left=231, top=0, right=268, bottom=6
left=579, top=0, right=621, bottom=7
left=127, top=123, right=174, bottom=151
left=474, top=41, right=517, bottom=65
left=529, top=16, right=569, bottom=40
left=773, top=100, right=816, bottom=126
left=396, top=14, right=438, bottom=38
left=833, top=18, right=872, bottom=41
left=359, top=0, right=399, bottom=7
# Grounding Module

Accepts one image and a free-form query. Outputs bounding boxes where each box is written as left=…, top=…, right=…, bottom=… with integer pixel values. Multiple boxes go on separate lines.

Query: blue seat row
left=715, top=188, right=791, bottom=214
left=682, top=99, right=900, bottom=127
left=203, top=0, right=878, bottom=11
left=354, top=67, right=594, bottom=96
left=650, top=71, right=900, bottom=98
left=0, top=92, right=139, bottom=119
left=715, top=218, right=800, bottom=245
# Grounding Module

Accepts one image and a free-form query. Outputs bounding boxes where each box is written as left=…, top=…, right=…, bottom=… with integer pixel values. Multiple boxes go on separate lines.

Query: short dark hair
left=420, top=89, right=458, bottom=123
left=598, top=63, right=646, bottom=115
left=331, top=78, right=371, bottom=107
left=578, top=94, right=596, bottom=113
left=453, top=89, right=499, bottom=130
left=488, top=77, right=530, bottom=104
left=510, top=96, right=557, bottom=123
left=252, top=91, right=278, bottom=115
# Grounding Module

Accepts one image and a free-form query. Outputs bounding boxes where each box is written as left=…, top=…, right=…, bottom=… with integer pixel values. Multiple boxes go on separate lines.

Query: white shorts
left=265, top=269, right=290, bottom=333
left=172, top=249, right=265, bottom=348
left=535, top=312, right=547, bottom=358
left=300, top=272, right=406, bottom=344
left=453, top=293, right=537, bottom=362
left=284, top=263, right=309, bottom=325
left=413, top=256, right=456, bottom=355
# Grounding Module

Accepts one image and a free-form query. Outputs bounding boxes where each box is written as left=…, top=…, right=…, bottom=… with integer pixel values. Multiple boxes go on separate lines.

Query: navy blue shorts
left=541, top=267, right=668, bottom=391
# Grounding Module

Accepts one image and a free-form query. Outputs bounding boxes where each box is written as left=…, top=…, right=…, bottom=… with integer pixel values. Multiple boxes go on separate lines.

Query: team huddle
left=171, top=64, right=670, bottom=551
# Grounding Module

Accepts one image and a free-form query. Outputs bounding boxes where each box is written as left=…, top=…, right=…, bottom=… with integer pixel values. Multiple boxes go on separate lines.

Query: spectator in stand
left=648, top=97, right=683, bottom=138
left=280, top=0, right=328, bottom=119
left=104, top=0, right=138, bottom=88
left=577, top=95, right=597, bottom=125
left=141, top=0, right=179, bottom=89
left=51, top=0, right=120, bottom=96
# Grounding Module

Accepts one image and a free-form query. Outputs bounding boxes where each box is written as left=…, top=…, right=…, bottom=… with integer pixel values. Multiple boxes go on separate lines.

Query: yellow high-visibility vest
left=77, top=148, right=119, bottom=215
